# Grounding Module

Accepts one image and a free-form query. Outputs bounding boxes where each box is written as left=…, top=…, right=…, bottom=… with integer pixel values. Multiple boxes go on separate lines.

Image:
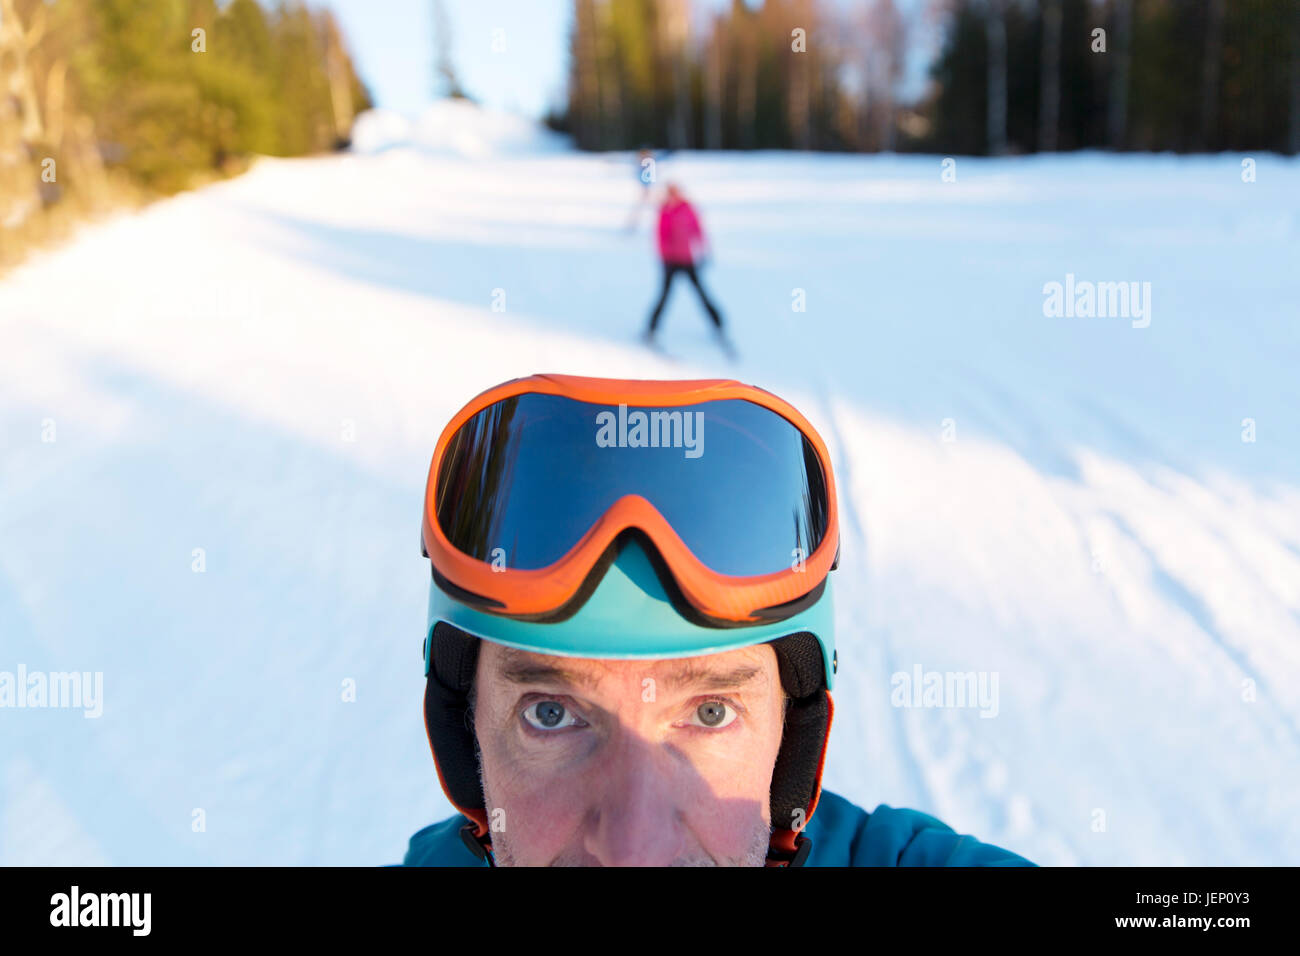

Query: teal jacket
left=401, top=790, right=1037, bottom=866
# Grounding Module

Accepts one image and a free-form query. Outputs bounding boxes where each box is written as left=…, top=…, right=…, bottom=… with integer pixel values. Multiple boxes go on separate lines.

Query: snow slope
left=2, top=121, right=1298, bottom=865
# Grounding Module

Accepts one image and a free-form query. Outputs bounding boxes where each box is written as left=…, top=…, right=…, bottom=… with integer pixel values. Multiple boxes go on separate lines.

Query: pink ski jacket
left=656, top=198, right=704, bottom=265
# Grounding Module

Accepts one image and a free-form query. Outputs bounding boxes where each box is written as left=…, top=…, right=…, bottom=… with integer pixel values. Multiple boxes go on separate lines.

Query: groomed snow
left=2, top=110, right=1298, bottom=865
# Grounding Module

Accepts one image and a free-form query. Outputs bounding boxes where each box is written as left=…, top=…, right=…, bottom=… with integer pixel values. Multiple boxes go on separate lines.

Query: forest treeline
left=554, top=0, right=1300, bottom=155
left=1, top=0, right=370, bottom=267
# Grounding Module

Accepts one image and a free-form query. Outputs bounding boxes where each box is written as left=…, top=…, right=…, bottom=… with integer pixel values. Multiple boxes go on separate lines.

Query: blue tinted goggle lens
left=436, top=394, right=829, bottom=577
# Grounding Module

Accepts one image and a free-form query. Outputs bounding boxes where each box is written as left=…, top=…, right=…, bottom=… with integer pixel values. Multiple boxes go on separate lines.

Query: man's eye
left=689, top=700, right=738, bottom=729
left=522, top=700, right=582, bottom=731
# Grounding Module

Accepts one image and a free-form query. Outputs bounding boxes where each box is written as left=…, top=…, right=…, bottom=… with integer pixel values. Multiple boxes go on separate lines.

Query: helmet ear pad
left=766, top=632, right=833, bottom=833
left=424, top=623, right=484, bottom=821
left=422, top=623, right=832, bottom=841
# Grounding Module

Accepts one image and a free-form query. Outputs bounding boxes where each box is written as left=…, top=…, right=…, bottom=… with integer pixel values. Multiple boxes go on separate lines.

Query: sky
left=316, top=0, right=574, bottom=118
left=315, top=0, right=934, bottom=121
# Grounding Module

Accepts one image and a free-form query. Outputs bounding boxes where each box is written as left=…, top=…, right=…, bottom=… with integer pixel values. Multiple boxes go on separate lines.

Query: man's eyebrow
left=497, top=649, right=599, bottom=690
left=658, top=663, right=764, bottom=693
left=494, top=650, right=764, bottom=694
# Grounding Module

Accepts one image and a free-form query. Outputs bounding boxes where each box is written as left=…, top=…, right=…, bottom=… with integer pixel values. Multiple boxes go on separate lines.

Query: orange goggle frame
left=421, top=374, right=839, bottom=625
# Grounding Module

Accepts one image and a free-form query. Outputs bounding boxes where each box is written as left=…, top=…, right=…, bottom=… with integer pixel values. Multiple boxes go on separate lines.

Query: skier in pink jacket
left=644, top=183, right=733, bottom=356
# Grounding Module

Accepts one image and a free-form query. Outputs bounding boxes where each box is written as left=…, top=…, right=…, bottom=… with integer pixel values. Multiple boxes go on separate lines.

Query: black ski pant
left=646, top=262, right=723, bottom=334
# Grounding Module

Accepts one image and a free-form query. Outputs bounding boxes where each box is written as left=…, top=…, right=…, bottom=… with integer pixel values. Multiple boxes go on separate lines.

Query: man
left=624, top=146, right=656, bottom=232
left=404, top=374, right=1035, bottom=867
left=643, top=183, right=734, bottom=358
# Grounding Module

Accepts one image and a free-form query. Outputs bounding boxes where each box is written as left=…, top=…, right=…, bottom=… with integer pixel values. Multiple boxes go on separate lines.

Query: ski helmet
left=420, top=375, right=839, bottom=866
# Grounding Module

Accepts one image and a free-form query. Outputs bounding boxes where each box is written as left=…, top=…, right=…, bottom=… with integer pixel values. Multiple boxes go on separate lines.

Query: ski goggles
left=421, top=375, right=839, bottom=626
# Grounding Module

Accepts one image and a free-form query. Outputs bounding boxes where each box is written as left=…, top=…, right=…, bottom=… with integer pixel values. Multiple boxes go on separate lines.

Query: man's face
left=471, top=641, right=786, bottom=866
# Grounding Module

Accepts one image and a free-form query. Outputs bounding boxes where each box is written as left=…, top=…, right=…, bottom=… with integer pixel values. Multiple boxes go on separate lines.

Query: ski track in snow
left=816, top=382, right=935, bottom=821
left=2, top=138, right=1299, bottom=865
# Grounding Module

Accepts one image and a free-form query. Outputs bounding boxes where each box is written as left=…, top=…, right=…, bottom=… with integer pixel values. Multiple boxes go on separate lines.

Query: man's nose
left=582, top=735, right=689, bottom=866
